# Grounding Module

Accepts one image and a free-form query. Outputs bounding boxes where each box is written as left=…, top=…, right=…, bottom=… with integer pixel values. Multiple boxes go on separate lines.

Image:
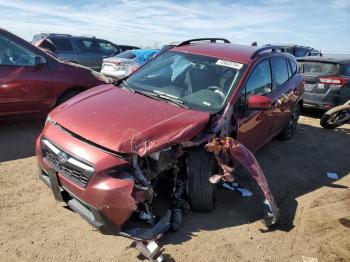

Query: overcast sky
left=1, top=0, right=349, bottom=52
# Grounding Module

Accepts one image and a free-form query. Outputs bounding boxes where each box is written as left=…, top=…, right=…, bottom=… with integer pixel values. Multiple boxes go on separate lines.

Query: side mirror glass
left=247, top=95, right=272, bottom=110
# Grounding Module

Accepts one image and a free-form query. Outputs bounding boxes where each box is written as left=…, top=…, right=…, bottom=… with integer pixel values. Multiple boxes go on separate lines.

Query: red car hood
left=51, top=84, right=210, bottom=156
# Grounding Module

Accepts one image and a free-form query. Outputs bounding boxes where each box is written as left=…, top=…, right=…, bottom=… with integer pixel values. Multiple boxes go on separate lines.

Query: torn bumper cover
left=39, top=168, right=171, bottom=240
left=206, top=137, right=280, bottom=226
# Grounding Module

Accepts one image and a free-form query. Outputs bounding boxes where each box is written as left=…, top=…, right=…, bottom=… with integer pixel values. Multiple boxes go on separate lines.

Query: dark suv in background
left=32, top=33, right=139, bottom=71
left=298, top=55, right=350, bottom=109
left=265, top=44, right=321, bottom=58
left=282, top=44, right=321, bottom=57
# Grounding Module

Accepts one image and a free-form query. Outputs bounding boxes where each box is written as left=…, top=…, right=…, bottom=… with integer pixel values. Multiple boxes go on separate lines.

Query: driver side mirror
left=34, top=55, right=47, bottom=68
left=247, top=95, right=273, bottom=110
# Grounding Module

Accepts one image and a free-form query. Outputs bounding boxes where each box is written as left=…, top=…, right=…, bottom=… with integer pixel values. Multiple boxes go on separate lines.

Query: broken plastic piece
left=209, top=174, right=223, bottom=184
left=134, top=240, right=164, bottom=262
left=262, top=199, right=280, bottom=227
left=326, top=172, right=338, bottom=179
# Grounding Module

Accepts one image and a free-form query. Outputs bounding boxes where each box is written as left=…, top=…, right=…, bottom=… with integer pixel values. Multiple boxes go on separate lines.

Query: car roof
left=172, top=43, right=255, bottom=64
left=298, top=54, right=350, bottom=64
left=131, top=49, right=158, bottom=55
left=171, top=43, right=290, bottom=64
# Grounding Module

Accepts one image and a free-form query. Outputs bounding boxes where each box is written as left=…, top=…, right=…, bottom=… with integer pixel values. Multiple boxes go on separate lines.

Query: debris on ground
left=222, top=182, right=253, bottom=197
left=236, top=187, right=253, bottom=197
left=326, top=172, right=339, bottom=179
left=302, top=255, right=319, bottom=262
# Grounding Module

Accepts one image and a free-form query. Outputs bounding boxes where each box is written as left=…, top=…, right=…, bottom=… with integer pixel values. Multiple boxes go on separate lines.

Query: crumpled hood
left=51, top=84, right=210, bottom=156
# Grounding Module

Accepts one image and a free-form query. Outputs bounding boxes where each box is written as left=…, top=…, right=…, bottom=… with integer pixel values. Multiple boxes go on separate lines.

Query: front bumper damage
left=38, top=108, right=280, bottom=261
left=39, top=167, right=172, bottom=240
left=39, top=135, right=279, bottom=261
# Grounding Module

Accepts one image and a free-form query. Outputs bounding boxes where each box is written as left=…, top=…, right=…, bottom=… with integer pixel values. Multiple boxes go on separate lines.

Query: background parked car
left=0, top=28, right=108, bottom=119
left=32, top=33, right=139, bottom=71
left=298, top=54, right=350, bottom=110
left=265, top=44, right=321, bottom=57
left=100, top=49, right=158, bottom=79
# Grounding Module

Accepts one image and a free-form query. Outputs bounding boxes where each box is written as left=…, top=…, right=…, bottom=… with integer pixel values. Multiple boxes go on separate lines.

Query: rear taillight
left=319, top=77, right=348, bottom=88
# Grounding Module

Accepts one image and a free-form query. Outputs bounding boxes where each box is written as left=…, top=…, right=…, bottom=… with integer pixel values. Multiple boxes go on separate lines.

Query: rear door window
left=245, top=59, right=272, bottom=97
left=76, top=38, right=99, bottom=53
left=271, top=57, right=289, bottom=87
left=97, top=40, right=118, bottom=55
left=50, top=38, right=73, bottom=52
left=300, top=61, right=339, bottom=75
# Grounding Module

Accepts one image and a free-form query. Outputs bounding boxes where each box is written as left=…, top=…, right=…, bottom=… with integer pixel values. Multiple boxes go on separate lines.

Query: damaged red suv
left=36, top=38, right=304, bottom=240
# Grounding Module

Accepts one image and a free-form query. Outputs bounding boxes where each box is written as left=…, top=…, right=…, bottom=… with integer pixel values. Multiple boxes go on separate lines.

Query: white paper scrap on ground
left=326, top=172, right=339, bottom=179
left=237, top=188, right=253, bottom=197
left=302, top=256, right=318, bottom=262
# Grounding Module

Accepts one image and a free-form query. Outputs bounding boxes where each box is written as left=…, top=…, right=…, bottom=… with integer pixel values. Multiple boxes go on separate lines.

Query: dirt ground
left=0, top=111, right=349, bottom=262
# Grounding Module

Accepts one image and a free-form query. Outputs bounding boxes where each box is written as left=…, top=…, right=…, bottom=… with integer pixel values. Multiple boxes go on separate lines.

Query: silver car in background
left=100, top=49, right=158, bottom=79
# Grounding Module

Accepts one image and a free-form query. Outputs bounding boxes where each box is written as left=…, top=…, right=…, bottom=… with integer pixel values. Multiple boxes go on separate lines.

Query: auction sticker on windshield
left=216, top=59, right=243, bottom=69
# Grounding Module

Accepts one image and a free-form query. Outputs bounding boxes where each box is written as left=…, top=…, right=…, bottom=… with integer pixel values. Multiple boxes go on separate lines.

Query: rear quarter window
left=50, top=38, right=73, bottom=52
left=290, top=60, right=297, bottom=75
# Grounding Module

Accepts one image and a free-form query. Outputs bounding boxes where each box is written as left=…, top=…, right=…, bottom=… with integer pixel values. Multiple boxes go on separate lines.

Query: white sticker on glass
left=216, top=60, right=243, bottom=69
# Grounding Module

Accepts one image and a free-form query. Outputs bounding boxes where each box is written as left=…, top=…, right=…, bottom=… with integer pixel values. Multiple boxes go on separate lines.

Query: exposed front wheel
left=278, top=104, right=300, bottom=140
left=186, top=148, right=216, bottom=212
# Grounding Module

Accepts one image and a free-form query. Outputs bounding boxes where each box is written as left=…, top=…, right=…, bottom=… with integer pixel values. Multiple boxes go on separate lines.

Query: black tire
left=56, top=90, right=81, bottom=106
left=278, top=104, right=300, bottom=140
left=186, top=148, right=216, bottom=212
left=320, top=104, right=350, bottom=129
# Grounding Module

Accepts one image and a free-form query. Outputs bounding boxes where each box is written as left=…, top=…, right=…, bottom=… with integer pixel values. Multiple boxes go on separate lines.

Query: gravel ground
left=0, top=112, right=349, bottom=262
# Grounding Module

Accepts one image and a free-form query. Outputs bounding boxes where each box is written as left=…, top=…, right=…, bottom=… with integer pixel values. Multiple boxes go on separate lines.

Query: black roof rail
left=177, top=38, right=230, bottom=47
left=251, top=45, right=285, bottom=59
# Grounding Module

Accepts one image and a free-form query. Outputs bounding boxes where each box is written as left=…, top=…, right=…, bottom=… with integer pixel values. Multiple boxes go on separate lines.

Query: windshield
left=300, top=61, right=339, bottom=75
left=125, top=51, right=245, bottom=112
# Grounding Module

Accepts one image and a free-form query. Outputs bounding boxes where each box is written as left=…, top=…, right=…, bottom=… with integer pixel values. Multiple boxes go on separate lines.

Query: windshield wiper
left=158, top=94, right=189, bottom=109
left=120, top=80, right=135, bottom=92
left=153, top=90, right=190, bottom=109
left=120, top=81, right=189, bottom=109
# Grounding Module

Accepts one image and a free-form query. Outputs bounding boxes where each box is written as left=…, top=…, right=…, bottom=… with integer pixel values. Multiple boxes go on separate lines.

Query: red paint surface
left=173, top=43, right=256, bottom=64
left=36, top=124, right=137, bottom=227
left=247, top=95, right=273, bottom=110
left=51, top=85, right=210, bottom=156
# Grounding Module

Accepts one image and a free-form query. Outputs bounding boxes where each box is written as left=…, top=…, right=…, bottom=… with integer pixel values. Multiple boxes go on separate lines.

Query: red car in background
left=36, top=38, right=304, bottom=245
left=0, top=28, right=107, bottom=119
